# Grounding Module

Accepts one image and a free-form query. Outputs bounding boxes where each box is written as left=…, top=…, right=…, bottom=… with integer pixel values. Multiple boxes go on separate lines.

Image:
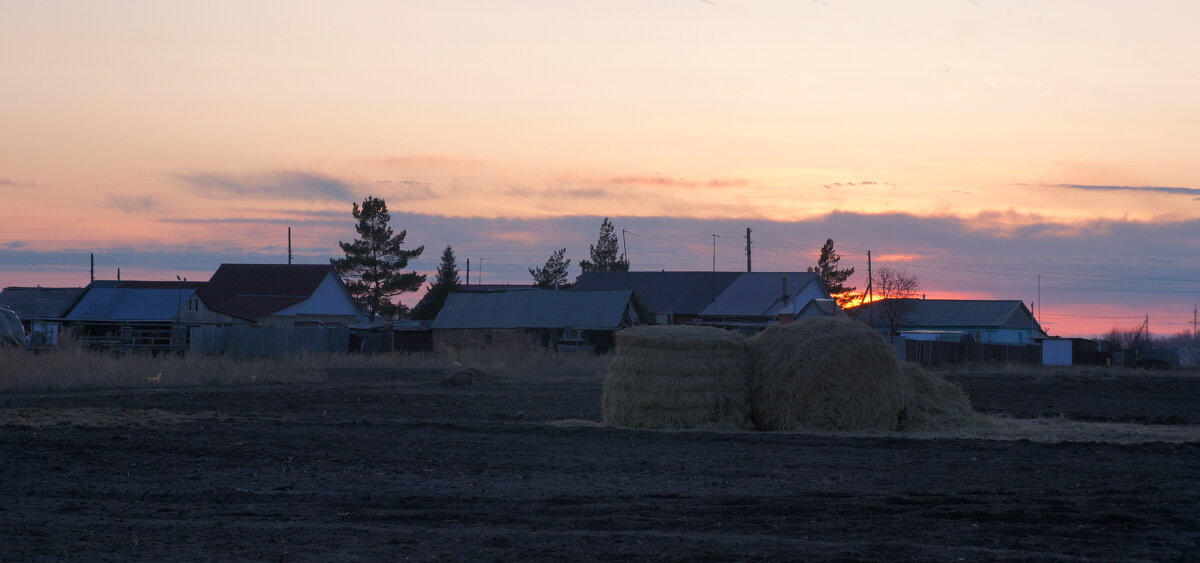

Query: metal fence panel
left=189, top=326, right=350, bottom=357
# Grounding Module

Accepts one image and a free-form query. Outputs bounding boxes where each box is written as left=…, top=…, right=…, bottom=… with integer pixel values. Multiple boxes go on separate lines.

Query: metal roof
left=199, top=264, right=340, bottom=320
left=432, top=289, right=633, bottom=330
left=571, top=271, right=742, bottom=315
left=0, top=287, right=85, bottom=319
left=700, top=272, right=822, bottom=316
left=851, top=299, right=1037, bottom=329
left=66, top=287, right=195, bottom=321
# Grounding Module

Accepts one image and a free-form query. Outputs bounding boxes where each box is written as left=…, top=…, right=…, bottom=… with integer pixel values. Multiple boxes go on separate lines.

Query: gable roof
left=571, top=271, right=742, bottom=315
left=797, top=298, right=848, bottom=318
left=851, top=299, right=1038, bottom=329
left=432, top=289, right=634, bottom=330
left=700, top=272, right=824, bottom=316
left=198, top=264, right=344, bottom=320
left=66, top=282, right=197, bottom=322
left=572, top=271, right=827, bottom=318
left=0, top=287, right=86, bottom=319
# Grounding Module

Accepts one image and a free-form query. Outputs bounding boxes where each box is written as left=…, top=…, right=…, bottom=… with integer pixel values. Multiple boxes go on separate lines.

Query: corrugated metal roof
left=65, top=287, right=195, bottom=321
left=0, top=287, right=85, bottom=319
left=700, top=272, right=822, bottom=316
left=432, top=289, right=633, bottom=330
left=852, top=299, right=1034, bottom=328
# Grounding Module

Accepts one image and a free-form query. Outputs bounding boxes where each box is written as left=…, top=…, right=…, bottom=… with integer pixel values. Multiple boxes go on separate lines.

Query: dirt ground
left=1, top=366, right=1197, bottom=561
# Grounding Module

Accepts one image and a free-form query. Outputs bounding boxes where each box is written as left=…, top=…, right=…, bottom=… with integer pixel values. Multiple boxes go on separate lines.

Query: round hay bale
left=897, top=363, right=985, bottom=431
left=602, top=325, right=751, bottom=430
left=748, top=317, right=907, bottom=431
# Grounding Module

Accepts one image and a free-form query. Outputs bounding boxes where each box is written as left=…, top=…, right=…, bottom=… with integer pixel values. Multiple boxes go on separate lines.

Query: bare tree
left=873, top=266, right=921, bottom=339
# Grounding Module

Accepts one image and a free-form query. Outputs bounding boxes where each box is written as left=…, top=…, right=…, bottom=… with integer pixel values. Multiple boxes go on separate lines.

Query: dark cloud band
left=1054, top=184, right=1200, bottom=197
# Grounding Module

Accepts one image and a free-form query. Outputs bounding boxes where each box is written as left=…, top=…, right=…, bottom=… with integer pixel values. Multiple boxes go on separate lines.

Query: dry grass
left=0, top=345, right=325, bottom=391
left=897, top=363, right=987, bottom=431
left=323, top=347, right=611, bottom=382
left=748, top=317, right=907, bottom=431
left=0, top=340, right=613, bottom=392
left=602, top=325, right=752, bottom=430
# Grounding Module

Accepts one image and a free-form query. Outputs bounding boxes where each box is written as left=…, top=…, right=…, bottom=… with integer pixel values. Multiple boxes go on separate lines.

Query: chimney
left=781, top=274, right=789, bottom=301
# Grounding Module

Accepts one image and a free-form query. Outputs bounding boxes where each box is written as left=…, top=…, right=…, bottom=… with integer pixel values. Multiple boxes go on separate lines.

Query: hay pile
left=748, top=317, right=907, bottom=431
left=602, top=325, right=751, bottom=430
left=897, top=363, right=985, bottom=431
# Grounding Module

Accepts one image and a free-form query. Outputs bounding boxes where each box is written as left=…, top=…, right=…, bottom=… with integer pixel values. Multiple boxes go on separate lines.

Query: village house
left=197, top=264, right=363, bottom=327
left=850, top=298, right=1046, bottom=344
left=431, top=289, right=636, bottom=353
left=571, top=271, right=838, bottom=331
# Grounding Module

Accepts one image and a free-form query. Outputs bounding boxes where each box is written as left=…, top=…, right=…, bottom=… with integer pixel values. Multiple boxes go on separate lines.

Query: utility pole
left=866, top=250, right=873, bottom=325
left=90, top=253, right=94, bottom=283
left=711, top=234, right=720, bottom=301
left=466, top=259, right=470, bottom=285
left=287, top=227, right=294, bottom=264
left=1192, top=304, right=1197, bottom=343
left=621, top=228, right=637, bottom=263
left=1037, top=274, right=1042, bottom=328
left=745, top=228, right=753, bottom=272
left=117, top=268, right=121, bottom=282
left=622, top=229, right=638, bottom=290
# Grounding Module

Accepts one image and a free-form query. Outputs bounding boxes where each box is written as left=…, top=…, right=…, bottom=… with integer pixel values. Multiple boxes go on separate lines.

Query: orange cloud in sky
left=875, top=253, right=925, bottom=263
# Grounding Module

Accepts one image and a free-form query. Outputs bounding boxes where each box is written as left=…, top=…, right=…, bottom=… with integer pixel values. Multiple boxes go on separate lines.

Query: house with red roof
left=197, top=264, right=363, bottom=327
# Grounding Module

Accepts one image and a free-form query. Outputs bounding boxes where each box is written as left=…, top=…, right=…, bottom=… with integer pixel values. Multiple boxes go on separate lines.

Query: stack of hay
left=748, top=317, right=907, bottom=431
left=601, top=317, right=982, bottom=433
left=748, top=317, right=983, bottom=432
left=896, top=363, right=985, bottom=431
left=602, top=325, right=751, bottom=430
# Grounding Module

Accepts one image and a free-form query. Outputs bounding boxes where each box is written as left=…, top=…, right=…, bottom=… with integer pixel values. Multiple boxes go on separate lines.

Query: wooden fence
left=904, top=339, right=1040, bottom=366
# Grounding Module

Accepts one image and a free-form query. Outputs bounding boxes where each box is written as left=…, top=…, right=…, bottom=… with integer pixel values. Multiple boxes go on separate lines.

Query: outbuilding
left=431, top=289, right=636, bottom=353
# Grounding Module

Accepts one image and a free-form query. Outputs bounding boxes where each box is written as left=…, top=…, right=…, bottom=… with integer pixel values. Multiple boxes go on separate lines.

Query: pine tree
left=529, top=248, right=572, bottom=289
left=331, top=196, right=425, bottom=321
left=816, top=238, right=856, bottom=307
left=411, top=245, right=460, bottom=321
left=579, top=217, right=629, bottom=272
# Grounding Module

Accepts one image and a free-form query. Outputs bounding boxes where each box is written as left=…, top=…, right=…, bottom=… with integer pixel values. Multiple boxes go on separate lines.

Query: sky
left=1, top=0, right=1198, bottom=337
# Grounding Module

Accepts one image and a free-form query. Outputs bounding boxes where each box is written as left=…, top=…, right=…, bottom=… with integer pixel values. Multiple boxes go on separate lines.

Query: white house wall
left=275, top=273, right=362, bottom=319
left=780, top=281, right=833, bottom=316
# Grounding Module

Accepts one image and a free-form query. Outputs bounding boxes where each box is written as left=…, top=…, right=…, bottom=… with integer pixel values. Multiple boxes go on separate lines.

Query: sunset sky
left=2, top=1, right=1198, bottom=337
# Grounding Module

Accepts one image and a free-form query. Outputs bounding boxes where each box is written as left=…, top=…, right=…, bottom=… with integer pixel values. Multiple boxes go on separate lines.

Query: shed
left=1041, top=337, right=1106, bottom=366
left=0, top=287, right=85, bottom=324
left=431, top=289, right=636, bottom=352
left=64, top=280, right=225, bottom=352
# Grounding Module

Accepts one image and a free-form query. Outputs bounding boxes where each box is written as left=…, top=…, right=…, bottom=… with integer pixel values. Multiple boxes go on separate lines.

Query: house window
left=562, top=329, right=583, bottom=342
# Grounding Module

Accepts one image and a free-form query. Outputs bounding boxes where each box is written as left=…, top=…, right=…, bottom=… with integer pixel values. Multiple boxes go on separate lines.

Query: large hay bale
left=897, top=363, right=985, bottom=431
left=748, top=317, right=907, bottom=431
left=602, top=325, right=751, bottom=430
